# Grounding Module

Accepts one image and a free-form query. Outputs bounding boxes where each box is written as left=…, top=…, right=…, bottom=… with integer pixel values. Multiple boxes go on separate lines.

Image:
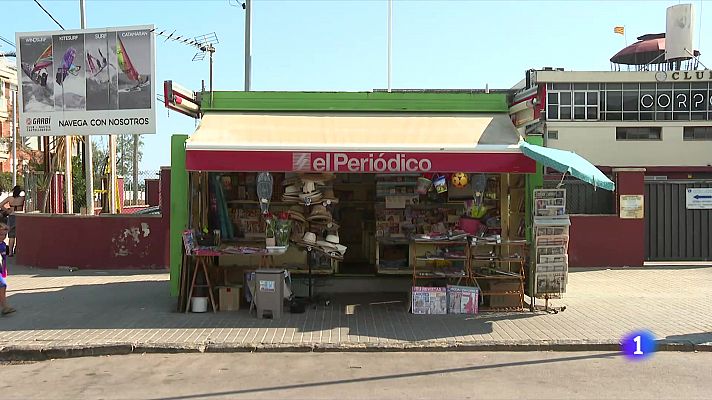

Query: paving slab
left=1, top=262, right=711, bottom=359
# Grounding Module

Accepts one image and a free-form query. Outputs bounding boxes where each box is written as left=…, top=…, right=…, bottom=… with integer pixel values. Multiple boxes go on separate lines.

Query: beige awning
left=185, top=112, right=522, bottom=152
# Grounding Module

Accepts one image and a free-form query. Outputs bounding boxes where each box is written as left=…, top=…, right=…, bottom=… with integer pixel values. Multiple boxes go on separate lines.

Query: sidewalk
left=1, top=261, right=711, bottom=360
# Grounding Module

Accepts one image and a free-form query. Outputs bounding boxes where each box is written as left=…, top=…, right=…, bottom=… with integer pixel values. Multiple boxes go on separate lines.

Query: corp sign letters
left=16, top=25, right=156, bottom=136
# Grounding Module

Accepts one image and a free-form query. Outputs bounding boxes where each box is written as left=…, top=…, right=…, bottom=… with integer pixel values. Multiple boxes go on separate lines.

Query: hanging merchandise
left=256, top=172, right=274, bottom=214
left=472, top=173, right=488, bottom=207
left=433, top=174, right=448, bottom=193
left=450, top=172, right=469, bottom=189
left=416, top=176, right=433, bottom=194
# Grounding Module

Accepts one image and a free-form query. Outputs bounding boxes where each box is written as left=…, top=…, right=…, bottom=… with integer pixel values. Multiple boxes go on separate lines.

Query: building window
left=683, top=126, right=712, bottom=140
left=547, top=130, right=558, bottom=140
left=546, top=89, right=597, bottom=121
left=616, top=127, right=662, bottom=140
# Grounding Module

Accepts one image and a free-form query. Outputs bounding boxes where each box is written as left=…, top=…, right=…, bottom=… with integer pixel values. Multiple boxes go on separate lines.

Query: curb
left=1, top=340, right=710, bottom=362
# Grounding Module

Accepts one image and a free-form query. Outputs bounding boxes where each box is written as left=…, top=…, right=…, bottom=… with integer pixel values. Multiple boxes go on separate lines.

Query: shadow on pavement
left=1, top=279, right=540, bottom=342
left=147, top=352, right=621, bottom=400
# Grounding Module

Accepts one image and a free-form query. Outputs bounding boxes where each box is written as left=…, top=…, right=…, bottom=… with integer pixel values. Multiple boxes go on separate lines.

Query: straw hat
left=288, top=205, right=307, bottom=222
left=325, top=234, right=348, bottom=255
left=302, top=181, right=317, bottom=194
left=307, top=205, right=332, bottom=222
left=296, top=231, right=317, bottom=246
left=284, top=185, right=301, bottom=195
left=321, top=187, right=337, bottom=202
left=299, top=191, right=323, bottom=205
left=300, top=173, right=335, bottom=183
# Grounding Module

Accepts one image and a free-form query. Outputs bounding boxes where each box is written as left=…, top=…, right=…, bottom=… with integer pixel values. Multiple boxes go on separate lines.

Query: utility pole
left=108, top=134, right=117, bottom=213
left=11, top=88, right=17, bottom=187
left=81, top=0, right=94, bottom=215
left=244, top=0, right=252, bottom=91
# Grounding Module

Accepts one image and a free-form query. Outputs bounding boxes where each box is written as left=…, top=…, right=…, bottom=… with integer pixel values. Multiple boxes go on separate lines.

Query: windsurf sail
left=32, top=44, right=53, bottom=73
left=117, top=37, right=140, bottom=82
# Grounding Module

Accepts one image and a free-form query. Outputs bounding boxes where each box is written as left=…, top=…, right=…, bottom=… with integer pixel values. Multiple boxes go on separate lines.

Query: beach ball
left=451, top=172, right=469, bottom=188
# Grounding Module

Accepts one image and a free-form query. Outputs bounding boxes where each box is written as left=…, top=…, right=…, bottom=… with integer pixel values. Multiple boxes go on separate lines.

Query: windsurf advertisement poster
left=16, top=25, right=156, bottom=137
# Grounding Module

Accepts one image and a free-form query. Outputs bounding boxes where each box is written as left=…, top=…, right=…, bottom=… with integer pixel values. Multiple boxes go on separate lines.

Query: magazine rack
left=469, top=239, right=528, bottom=311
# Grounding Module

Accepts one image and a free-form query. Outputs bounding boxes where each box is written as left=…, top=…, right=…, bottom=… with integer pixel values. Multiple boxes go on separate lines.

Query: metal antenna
left=150, top=28, right=219, bottom=105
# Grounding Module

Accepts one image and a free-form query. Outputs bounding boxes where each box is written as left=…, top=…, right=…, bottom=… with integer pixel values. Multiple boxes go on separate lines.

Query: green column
left=169, top=134, right=189, bottom=297
left=525, top=134, right=544, bottom=304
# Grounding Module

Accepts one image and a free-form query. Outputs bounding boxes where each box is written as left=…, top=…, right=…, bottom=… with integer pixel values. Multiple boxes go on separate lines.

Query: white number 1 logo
left=634, top=335, right=644, bottom=355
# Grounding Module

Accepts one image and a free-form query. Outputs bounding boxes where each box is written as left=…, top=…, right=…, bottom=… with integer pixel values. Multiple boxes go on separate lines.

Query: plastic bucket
left=191, top=297, right=208, bottom=313
left=459, top=217, right=482, bottom=235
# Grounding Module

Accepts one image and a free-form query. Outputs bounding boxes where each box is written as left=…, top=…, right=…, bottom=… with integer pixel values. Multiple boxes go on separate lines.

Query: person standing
left=0, top=215, right=14, bottom=315
left=0, top=186, right=25, bottom=257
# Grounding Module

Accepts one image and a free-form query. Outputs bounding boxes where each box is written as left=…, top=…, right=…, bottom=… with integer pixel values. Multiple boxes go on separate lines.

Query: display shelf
left=415, top=256, right=467, bottom=261
left=479, top=291, right=522, bottom=296
left=377, top=268, right=412, bottom=275
left=413, top=272, right=467, bottom=279
left=376, top=181, right=418, bottom=187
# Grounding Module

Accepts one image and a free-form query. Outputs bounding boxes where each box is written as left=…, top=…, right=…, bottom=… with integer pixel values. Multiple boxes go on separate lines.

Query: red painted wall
left=16, top=214, right=168, bottom=269
left=569, top=215, right=644, bottom=267
left=568, top=170, right=646, bottom=268
left=15, top=168, right=172, bottom=270
left=146, top=179, right=160, bottom=206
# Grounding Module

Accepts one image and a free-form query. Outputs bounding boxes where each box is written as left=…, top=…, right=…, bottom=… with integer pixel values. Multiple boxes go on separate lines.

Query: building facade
left=511, top=68, right=712, bottom=263
left=0, top=58, right=41, bottom=178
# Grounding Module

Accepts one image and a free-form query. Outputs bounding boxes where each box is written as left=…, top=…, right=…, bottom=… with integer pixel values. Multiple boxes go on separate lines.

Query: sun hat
left=299, top=191, right=323, bottom=205
left=302, top=181, right=316, bottom=194
left=288, top=206, right=307, bottom=222
left=324, top=234, right=347, bottom=255
left=300, top=173, right=335, bottom=183
left=307, top=205, right=332, bottom=221
left=297, top=231, right=317, bottom=246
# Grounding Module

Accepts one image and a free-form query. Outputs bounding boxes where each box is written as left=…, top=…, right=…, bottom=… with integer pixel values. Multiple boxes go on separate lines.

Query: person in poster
left=116, top=29, right=152, bottom=110
left=85, top=31, right=119, bottom=110
left=18, top=35, right=54, bottom=112
left=53, top=33, right=86, bottom=111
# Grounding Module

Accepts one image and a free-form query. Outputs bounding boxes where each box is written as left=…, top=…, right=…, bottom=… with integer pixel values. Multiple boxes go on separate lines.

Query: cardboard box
left=217, top=285, right=242, bottom=311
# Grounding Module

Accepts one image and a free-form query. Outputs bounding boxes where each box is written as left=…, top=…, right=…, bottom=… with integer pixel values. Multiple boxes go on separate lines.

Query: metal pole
left=65, top=136, right=73, bottom=213
left=387, top=0, right=392, bottom=92
left=133, top=134, right=139, bottom=205
left=209, top=46, right=214, bottom=106
left=11, top=89, right=17, bottom=187
left=108, top=134, right=117, bottom=213
left=244, top=0, right=252, bottom=91
left=81, top=0, right=94, bottom=215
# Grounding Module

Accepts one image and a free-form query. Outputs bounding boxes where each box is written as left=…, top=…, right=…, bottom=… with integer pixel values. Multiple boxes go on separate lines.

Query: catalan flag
left=614, top=26, right=625, bottom=35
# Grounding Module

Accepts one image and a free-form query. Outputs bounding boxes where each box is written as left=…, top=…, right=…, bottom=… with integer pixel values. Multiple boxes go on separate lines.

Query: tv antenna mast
left=151, top=29, right=219, bottom=104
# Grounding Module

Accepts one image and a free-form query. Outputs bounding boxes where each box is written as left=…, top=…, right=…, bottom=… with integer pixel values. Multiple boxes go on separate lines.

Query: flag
left=614, top=26, right=625, bottom=35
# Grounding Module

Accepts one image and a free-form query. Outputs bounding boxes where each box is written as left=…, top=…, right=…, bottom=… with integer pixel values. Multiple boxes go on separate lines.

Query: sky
left=1, top=0, right=710, bottom=171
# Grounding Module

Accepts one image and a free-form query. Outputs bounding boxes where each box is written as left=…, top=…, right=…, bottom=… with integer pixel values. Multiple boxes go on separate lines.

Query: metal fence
left=544, top=178, right=615, bottom=215
left=645, top=180, right=712, bottom=261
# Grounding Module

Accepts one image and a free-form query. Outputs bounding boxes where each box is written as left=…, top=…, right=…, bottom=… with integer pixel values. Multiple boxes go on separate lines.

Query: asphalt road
left=1, top=352, right=710, bottom=399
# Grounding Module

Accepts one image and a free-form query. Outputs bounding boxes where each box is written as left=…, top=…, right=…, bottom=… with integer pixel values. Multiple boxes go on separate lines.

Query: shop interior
left=182, top=170, right=530, bottom=313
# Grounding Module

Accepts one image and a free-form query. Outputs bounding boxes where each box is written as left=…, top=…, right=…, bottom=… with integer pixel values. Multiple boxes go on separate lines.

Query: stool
left=185, top=256, right=218, bottom=313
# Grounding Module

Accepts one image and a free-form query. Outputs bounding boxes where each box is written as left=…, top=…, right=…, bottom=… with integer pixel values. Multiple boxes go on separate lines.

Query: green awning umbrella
left=519, top=141, right=615, bottom=191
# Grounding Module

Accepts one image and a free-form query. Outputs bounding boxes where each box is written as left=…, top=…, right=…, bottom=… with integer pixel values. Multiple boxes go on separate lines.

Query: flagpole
left=624, top=25, right=628, bottom=47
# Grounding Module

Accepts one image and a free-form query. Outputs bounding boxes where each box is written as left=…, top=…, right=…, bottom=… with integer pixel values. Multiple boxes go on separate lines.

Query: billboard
left=16, top=25, right=156, bottom=136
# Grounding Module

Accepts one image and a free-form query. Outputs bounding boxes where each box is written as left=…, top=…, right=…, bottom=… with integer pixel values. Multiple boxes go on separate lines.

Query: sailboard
left=21, top=44, right=53, bottom=87
left=117, top=37, right=149, bottom=92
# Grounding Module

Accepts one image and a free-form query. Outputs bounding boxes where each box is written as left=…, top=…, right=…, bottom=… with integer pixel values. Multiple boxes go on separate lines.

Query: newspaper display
left=533, top=189, right=570, bottom=297
left=411, top=286, right=447, bottom=315
left=447, top=285, right=479, bottom=314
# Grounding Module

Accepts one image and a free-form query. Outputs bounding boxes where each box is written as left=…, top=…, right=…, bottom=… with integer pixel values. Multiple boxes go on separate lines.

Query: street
left=1, top=352, right=711, bottom=399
